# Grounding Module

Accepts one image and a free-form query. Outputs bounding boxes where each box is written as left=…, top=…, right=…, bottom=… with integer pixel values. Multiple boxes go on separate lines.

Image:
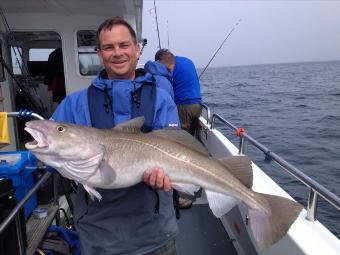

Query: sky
left=139, top=0, right=340, bottom=68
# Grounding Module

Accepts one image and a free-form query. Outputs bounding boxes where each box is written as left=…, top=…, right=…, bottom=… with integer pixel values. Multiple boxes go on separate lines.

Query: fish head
left=25, top=120, right=89, bottom=157
left=24, top=120, right=105, bottom=182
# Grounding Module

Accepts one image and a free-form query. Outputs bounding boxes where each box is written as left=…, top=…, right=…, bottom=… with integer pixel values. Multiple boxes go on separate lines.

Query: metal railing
left=0, top=172, right=51, bottom=234
left=7, top=110, right=45, bottom=120
left=201, top=102, right=211, bottom=126
left=207, top=111, right=340, bottom=221
left=1, top=110, right=75, bottom=254
left=0, top=111, right=52, bottom=245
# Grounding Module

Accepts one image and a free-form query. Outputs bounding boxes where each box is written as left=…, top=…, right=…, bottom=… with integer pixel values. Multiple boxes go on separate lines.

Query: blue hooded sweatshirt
left=144, top=60, right=174, bottom=100
left=52, top=72, right=179, bottom=255
left=172, top=56, right=202, bottom=105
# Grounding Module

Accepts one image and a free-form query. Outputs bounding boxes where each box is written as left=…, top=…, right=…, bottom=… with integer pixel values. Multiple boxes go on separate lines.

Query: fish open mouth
left=24, top=127, right=49, bottom=150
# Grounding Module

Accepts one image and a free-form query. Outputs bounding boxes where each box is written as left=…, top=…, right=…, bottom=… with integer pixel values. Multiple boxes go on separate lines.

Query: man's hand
left=143, top=168, right=171, bottom=192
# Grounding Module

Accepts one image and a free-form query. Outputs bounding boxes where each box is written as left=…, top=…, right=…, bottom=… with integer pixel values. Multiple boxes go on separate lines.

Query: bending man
left=155, top=49, right=202, bottom=136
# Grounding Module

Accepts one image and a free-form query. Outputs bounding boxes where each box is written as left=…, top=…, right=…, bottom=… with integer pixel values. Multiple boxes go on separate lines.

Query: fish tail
left=249, top=192, right=303, bottom=251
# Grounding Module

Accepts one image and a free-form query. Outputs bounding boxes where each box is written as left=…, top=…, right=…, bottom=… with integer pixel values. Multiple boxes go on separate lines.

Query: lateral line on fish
left=112, top=137, right=250, bottom=198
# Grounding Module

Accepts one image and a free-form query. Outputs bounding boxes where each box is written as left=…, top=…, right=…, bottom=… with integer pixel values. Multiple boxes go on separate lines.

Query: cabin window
left=11, top=47, right=23, bottom=75
left=0, top=41, right=4, bottom=81
left=29, top=48, right=55, bottom=61
left=28, top=48, right=55, bottom=77
left=77, top=30, right=102, bottom=76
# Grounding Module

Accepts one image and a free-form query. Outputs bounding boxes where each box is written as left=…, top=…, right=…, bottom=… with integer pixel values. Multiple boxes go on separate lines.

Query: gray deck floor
left=176, top=204, right=238, bottom=255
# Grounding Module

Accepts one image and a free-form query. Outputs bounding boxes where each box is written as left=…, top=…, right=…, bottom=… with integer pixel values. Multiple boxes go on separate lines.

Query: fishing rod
left=199, top=19, right=242, bottom=79
left=0, top=6, right=47, bottom=116
left=166, top=20, right=170, bottom=49
left=153, top=0, right=162, bottom=49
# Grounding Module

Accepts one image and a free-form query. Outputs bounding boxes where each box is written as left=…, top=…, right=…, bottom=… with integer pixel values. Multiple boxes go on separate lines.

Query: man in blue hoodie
left=155, top=49, right=202, bottom=136
left=52, top=17, right=179, bottom=255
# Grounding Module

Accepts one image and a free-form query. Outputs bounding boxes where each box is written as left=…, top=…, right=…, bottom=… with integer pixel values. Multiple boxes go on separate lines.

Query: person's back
left=155, top=49, right=202, bottom=135
left=172, top=56, right=201, bottom=105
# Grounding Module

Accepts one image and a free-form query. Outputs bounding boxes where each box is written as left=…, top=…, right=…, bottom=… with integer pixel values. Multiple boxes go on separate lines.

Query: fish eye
left=57, top=126, right=66, bottom=133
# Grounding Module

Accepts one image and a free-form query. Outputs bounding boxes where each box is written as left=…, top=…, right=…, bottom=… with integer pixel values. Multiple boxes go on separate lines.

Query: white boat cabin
left=0, top=0, right=143, bottom=151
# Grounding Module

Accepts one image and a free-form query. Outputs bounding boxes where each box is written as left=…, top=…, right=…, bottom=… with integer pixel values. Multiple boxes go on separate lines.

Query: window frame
left=0, top=39, right=5, bottom=81
left=75, top=29, right=102, bottom=77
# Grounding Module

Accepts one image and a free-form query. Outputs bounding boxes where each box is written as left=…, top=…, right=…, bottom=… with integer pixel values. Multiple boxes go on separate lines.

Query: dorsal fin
left=113, top=117, right=144, bottom=133
left=218, top=156, right=253, bottom=188
left=147, top=128, right=209, bottom=156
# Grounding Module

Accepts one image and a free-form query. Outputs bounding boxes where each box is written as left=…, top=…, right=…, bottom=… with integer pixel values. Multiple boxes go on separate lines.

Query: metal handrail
left=7, top=110, right=45, bottom=120
left=210, top=112, right=340, bottom=221
left=0, top=110, right=47, bottom=234
left=0, top=172, right=51, bottom=234
left=201, top=102, right=211, bottom=126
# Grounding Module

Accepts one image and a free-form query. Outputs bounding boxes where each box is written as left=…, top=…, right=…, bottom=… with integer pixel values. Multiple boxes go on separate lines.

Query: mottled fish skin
left=24, top=118, right=303, bottom=251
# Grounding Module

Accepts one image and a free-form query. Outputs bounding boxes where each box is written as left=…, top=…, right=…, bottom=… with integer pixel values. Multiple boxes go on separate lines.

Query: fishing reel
left=140, top=38, right=147, bottom=56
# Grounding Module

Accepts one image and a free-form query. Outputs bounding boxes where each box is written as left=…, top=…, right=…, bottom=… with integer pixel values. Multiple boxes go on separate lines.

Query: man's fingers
left=156, top=169, right=165, bottom=188
left=148, top=169, right=157, bottom=187
left=143, top=170, right=151, bottom=183
left=163, top=175, right=171, bottom=192
left=143, top=168, right=171, bottom=192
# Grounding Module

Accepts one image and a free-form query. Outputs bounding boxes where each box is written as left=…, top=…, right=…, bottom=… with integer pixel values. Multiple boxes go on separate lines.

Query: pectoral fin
left=99, top=159, right=116, bottom=185
left=61, top=144, right=105, bottom=182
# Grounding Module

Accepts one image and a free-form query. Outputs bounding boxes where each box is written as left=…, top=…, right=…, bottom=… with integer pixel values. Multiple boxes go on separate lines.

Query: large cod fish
left=25, top=117, right=303, bottom=251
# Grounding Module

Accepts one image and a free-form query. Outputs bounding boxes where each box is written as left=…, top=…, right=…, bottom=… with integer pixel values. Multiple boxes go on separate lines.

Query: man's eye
left=102, top=46, right=114, bottom=51
left=121, top=44, right=129, bottom=49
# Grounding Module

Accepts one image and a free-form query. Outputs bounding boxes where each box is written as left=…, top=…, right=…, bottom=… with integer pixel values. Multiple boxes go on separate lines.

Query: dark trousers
left=146, top=239, right=177, bottom=255
left=177, top=104, right=202, bottom=136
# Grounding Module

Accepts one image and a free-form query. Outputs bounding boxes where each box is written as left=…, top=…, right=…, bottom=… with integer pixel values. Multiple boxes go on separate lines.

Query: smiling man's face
left=97, top=24, right=140, bottom=80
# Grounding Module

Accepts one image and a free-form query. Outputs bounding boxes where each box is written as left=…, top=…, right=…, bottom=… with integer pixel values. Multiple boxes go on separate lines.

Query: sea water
left=199, top=60, right=340, bottom=237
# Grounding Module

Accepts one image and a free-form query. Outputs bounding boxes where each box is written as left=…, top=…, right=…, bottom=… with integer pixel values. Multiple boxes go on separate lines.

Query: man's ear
left=169, top=63, right=175, bottom=72
left=135, top=43, right=141, bottom=59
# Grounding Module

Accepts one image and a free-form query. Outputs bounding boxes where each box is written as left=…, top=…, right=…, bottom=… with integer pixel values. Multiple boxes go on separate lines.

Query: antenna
left=199, top=19, right=242, bottom=79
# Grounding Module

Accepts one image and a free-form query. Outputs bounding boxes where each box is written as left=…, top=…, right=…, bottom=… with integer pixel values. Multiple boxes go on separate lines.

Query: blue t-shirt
left=172, top=56, right=202, bottom=105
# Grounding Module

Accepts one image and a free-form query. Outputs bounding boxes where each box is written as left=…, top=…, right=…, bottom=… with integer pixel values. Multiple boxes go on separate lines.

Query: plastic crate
left=0, top=151, right=38, bottom=220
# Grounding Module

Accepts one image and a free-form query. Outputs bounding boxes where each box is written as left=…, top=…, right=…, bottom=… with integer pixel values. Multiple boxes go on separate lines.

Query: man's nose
left=113, top=45, right=123, bottom=56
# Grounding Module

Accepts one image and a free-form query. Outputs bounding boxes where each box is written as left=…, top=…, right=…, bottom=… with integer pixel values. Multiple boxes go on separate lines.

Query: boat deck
left=176, top=203, right=238, bottom=255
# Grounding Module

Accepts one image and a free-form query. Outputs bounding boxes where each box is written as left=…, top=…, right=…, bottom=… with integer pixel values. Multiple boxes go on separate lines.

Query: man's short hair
left=155, top=49, right=175, bottom=65
left=96, top=17, right=137, bottom=49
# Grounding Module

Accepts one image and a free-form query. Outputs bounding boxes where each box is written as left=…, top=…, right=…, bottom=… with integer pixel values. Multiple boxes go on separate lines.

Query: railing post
left=201, top=103, right=211, bottom=127
left=306, top=189, right=318, bottom=221
left=14, top=214, right=25, bottom=255
left=238, top=136, right=245, bottom=155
